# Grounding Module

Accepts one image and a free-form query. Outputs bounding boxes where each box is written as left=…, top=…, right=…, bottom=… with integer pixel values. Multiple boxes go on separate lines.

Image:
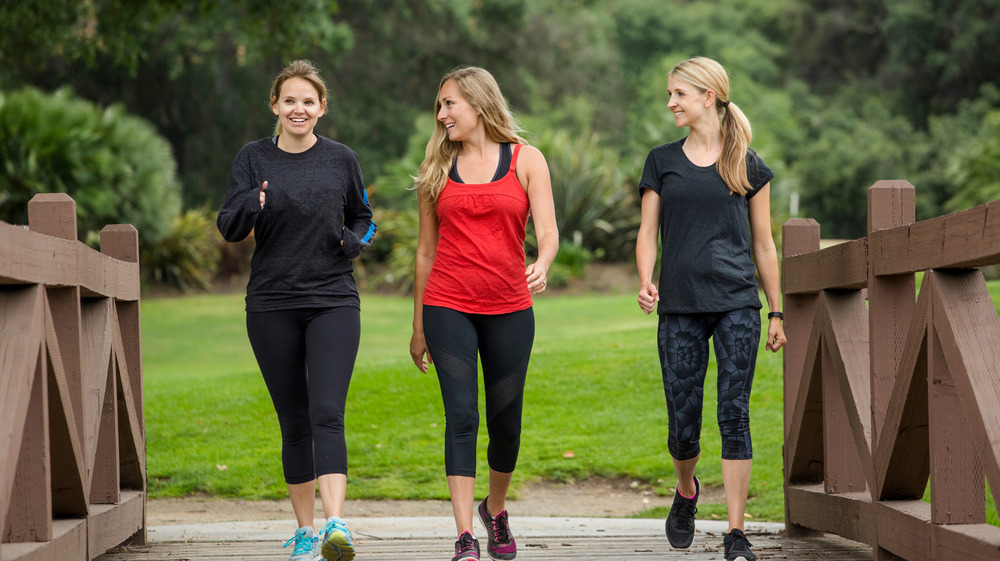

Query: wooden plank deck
left=97, top=532, right=873, bottom=560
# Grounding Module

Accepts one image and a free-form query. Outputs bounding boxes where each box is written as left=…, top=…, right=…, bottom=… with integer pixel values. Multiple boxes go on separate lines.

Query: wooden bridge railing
left=0, top=194, right=144, bottom=561
left=782, top=180, right=1000, bottom=560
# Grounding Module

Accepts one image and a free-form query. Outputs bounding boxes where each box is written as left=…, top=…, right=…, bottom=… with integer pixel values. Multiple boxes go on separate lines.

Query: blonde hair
left=269, top=60, right=327, bottom=136
left=414, top=67, right=527, bottom=206
left=670, top=57, right=753, bottom=196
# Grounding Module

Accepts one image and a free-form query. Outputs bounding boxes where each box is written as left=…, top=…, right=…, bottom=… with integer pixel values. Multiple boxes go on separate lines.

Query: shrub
left=142, top=207, right=221, bottom=292
left=0, top=87, right=181, bottom=247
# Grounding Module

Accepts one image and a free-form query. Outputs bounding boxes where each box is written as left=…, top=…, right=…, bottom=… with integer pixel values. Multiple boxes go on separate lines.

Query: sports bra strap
left=509, top=143, right=523, bottom=172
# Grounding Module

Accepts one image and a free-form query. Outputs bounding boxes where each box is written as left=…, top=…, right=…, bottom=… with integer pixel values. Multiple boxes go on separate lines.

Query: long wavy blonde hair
left=670, top=57, right=754, bottom=195
left=414, top=67, right=527, bottom=206
left=269, top=60, right=328, bottom=136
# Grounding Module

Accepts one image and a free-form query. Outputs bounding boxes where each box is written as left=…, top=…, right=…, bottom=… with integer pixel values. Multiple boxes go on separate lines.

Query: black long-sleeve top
left=217, top=135, right=376, bottom=312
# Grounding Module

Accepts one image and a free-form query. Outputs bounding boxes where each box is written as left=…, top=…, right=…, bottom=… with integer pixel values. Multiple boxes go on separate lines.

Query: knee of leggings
left=669, top=438, right=700, bottom=462
left=310, top=409, right=346, bottom=433
left=486, top=422, right=521, bottom=447
left=276, top=414, right=312, bottom=443
left=718, top=418, right=752, bottom=460
left=446, top=409, right=479, bottom=439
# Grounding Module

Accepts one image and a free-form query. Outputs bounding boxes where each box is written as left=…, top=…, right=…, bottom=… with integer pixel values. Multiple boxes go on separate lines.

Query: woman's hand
left=637, top=282, right=659, bottom=314
left=259, top=180, right=268, bottom=209
left=525, top=262, right=548, bottom=294
left=410, top=330, right=433, bottom=373
left=766, top=317, right=786, bottom=352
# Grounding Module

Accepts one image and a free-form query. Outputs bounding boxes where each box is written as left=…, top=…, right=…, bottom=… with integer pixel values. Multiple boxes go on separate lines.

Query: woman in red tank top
left=409, top=67, right=558, bottom=561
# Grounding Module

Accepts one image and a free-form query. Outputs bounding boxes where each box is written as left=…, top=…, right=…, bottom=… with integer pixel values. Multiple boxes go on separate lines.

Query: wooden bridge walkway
left=95, top=517, right=873, bottom=560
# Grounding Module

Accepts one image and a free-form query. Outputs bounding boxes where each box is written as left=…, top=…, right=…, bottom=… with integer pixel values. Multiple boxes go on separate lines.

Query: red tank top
left=423, top=144, right=532, bottom=314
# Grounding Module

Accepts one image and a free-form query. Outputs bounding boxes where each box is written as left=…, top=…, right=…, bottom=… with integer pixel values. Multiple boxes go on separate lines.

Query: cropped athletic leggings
left=657, top=308, right=761, bottom=461
left=422, top=305, right=534, bottom=477
left=246, top=306, right=360, bottom=484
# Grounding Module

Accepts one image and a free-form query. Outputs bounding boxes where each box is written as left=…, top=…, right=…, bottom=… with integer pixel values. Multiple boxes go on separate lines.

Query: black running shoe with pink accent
left=452, top=531, right=480, bottom=561
left=477, top=498, right=517, bottom=560
left=665, top=475, right=700, bottom=548
left=723, top=528, right=756, bottom=561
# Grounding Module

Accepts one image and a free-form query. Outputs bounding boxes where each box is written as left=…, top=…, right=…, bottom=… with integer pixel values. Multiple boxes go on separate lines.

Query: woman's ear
left=705, top=89, right=716, bottom=108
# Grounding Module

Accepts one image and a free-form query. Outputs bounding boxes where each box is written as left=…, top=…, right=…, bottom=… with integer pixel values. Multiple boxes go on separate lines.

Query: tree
left=0, top=1, right=352, bottom=208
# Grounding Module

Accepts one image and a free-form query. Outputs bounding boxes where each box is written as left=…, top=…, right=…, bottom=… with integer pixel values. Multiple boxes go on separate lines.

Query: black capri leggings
left=246, top=306, right=360, bottom=484
left=423, top=305, right=534, bottom=477
left=657, top=308, right=760, bottom=461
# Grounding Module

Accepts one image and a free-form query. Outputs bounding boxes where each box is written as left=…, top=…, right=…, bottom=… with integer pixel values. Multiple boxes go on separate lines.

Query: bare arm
left=518, top=145, right=559, bottom=294
left=636, top=189, right=661, bottom=314
left=749, top=182, right=786, bottom=351
left=410, top=197, right=440, bottom=372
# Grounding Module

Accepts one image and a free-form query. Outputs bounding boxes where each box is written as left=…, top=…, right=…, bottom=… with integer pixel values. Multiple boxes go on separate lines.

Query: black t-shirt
left=638, top=138, right=774, bottom=314
left=217, top=135, right=376, bottom=312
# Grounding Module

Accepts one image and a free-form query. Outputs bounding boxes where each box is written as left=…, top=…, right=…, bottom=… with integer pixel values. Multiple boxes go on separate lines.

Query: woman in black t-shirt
left=218, top=60, right=375, bottom=561
left=635, top=56, right=785, bottom=561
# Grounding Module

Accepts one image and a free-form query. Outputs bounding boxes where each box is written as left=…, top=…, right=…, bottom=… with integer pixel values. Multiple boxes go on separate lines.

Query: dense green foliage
left=0, top=88, right=180, bottom=246
left=2, top=0, right=999, bottom=271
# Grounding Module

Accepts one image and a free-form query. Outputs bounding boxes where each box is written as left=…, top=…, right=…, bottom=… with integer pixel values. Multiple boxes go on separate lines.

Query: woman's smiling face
left=436, top=79, right=481, bottom=142
left=272, top=77, right=326, bottom=138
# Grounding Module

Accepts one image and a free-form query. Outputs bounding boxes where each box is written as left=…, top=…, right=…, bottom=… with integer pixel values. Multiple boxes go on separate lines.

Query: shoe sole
left=320, top=533, right=355, bottom=561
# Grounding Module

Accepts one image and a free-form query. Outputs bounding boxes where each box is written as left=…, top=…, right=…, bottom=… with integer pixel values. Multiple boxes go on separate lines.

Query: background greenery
left=143, top=290, right=999, bottom=525
left=2, top=0, right=999, bottom=291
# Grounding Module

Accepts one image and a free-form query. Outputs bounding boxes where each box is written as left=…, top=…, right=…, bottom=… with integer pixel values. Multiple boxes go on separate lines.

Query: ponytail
left=718, top=100, right=753, bottom=196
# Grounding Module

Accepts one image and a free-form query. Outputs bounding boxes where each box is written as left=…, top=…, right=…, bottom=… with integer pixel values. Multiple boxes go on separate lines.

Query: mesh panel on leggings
left=486, top=352, right=529, bottom=419
left=434, top=346, right=479, bottom=387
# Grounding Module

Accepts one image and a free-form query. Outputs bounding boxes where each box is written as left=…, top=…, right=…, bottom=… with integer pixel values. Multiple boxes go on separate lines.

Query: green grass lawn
left=143, top=287, right=998, bottom=524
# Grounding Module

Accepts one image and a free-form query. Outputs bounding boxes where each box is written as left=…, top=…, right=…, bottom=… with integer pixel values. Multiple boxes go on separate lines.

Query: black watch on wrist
left=767, top=311, right=783, bottom=320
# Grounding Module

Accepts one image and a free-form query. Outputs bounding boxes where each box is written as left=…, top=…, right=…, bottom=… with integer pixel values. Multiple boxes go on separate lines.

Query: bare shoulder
left=517, top=144, right=549, bottom=170
left=519, top=144, right=545, bottom=162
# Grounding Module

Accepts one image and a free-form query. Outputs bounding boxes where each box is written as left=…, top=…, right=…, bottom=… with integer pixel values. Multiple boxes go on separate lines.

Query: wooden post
left=99, top=225, right=146, bottom=546
left=867, top=181, right=916, bottom=561
left=782, top=218, right=822, bottom=537
left=27, top=194, right=87, bottom=518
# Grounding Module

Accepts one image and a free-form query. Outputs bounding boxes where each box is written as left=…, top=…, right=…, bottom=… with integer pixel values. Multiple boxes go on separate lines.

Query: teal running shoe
left=318, top=516, right=356, bottom=561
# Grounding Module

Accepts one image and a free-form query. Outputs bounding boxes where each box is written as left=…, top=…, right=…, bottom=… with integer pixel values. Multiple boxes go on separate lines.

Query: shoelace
left=727, top=530, right=753, bottom=552
left=490, top=511, right=512, bottom=543
left=457, top=532, right=477, bottom=551
left=283, top=528, right=315, bottom=556
left=670, top=499, right=698, bottom=530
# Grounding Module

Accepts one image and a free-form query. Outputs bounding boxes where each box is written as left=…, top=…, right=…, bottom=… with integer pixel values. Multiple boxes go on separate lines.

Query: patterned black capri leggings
left=657, top=308, right=761, bottom=461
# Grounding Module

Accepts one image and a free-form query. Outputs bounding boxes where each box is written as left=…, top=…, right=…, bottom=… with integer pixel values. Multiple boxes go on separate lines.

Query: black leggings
left=246, top=307, right=359, bottom=484
left=657, top=308, right=760, bottom=461
left=423, top=305, right=534, bottom=477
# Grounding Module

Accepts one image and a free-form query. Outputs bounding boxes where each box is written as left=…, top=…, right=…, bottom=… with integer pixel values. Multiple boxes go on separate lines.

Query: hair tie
left=722, top=100, right=731, bottom=108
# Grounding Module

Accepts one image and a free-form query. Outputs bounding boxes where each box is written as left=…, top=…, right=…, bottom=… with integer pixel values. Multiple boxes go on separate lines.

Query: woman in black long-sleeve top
left=217, top=59, right=375, bottom=561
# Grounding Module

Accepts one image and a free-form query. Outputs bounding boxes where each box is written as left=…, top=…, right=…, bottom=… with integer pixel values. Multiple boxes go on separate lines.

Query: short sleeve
left=745, top=150, right=774, bottom=200
left=638, top=149, right=662, bottom=196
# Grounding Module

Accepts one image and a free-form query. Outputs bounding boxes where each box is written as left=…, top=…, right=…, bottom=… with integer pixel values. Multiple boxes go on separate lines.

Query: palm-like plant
left=529, top=130, right=639, bottom=261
